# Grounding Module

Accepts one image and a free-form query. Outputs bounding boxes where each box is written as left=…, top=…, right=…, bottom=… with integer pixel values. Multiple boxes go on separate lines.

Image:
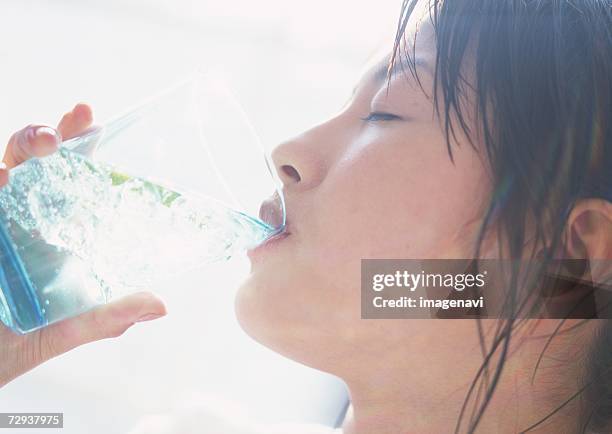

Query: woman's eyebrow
left=373, top=56, right=433, bottom=84
left=349, top=56, right=433, bottom=98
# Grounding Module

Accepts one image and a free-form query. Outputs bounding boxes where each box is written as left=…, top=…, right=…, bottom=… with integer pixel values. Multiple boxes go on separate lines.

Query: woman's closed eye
left=360, top=111, right=403, bottom=122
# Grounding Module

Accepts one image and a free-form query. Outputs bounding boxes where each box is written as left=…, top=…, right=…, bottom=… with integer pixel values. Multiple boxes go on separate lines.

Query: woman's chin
left=234, top=273, right=328, bottom=367
left=234, top=273, right=288, bottom=349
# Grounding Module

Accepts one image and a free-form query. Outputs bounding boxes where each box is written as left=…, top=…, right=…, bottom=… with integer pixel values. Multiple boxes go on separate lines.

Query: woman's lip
left=247, top=230, right=290, bottom=261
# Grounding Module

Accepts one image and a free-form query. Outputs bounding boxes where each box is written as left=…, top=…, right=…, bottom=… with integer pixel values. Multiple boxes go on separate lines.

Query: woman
left=2, top=0, right=611, bottom=433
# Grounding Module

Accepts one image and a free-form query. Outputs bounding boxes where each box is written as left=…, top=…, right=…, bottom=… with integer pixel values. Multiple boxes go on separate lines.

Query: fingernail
left=33, top=126, right=61, bottom=141
left=25, top=126, right=61, bottom=146
left=136, top=312, right=164, bottom=322
left=0, top=161, right=7, bottom=171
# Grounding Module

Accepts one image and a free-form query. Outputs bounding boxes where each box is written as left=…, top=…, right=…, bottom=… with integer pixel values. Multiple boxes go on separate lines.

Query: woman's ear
left=564, top=198, right=612, bottom=260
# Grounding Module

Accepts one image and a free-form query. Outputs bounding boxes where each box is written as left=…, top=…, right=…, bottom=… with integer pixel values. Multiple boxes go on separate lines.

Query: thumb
left=32, top=291, right=166, bottom=363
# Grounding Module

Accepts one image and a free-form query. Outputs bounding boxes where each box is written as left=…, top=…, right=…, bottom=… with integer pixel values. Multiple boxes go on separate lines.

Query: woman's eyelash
left=360, top=112, right=402, bottom=122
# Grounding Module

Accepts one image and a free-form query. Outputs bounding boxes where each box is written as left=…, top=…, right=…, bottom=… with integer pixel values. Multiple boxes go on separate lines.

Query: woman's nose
left=270, top=131, right=327, bottom=191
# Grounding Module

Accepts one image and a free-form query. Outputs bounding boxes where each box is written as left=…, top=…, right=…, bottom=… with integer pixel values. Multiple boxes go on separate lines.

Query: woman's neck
left=340, top=369, right=482, bottom=434
left=333, top=319, right=589, bottom=434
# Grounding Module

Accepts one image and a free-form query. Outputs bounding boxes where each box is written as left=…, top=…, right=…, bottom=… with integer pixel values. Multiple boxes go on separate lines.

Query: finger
left=31, top=291, right=166, bottom=363
left=57, top=103, right=93, bottom=140
left=3, top=125, right=61, bottom=169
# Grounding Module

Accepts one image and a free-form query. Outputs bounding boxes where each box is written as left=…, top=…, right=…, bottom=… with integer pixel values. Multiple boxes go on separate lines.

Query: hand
left=0, top=104, right=167, bottom=388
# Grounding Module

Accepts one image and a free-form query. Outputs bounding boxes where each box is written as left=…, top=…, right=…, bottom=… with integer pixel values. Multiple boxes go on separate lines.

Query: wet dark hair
left=390, top=0, right=612, bottom=433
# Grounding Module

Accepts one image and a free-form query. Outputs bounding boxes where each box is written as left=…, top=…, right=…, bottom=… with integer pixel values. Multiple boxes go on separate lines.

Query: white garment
left=127, top=399, right=341, bottom=434
left=129, top=417, right=337, bottom=434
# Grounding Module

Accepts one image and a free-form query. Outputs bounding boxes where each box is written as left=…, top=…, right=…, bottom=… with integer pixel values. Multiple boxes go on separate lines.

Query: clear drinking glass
left=0, top=72, right=285, bottom=334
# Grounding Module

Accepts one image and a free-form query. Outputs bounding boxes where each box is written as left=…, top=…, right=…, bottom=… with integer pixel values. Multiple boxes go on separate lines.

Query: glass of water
left=0, top=71, right=286, bottom=333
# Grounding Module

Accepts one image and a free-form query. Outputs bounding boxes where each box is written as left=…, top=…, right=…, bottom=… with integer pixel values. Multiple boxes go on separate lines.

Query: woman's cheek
left=309, top=156, right=486, bottom=263
left=306, top=171, right=420, bottom=263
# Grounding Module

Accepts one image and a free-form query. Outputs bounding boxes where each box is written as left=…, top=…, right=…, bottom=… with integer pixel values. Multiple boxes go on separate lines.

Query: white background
left=0, top=1, right=400, bottom=433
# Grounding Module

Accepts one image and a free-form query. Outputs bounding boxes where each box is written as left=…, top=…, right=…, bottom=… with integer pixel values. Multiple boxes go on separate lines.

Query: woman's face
left=235, top=20, right=491, bottom=368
